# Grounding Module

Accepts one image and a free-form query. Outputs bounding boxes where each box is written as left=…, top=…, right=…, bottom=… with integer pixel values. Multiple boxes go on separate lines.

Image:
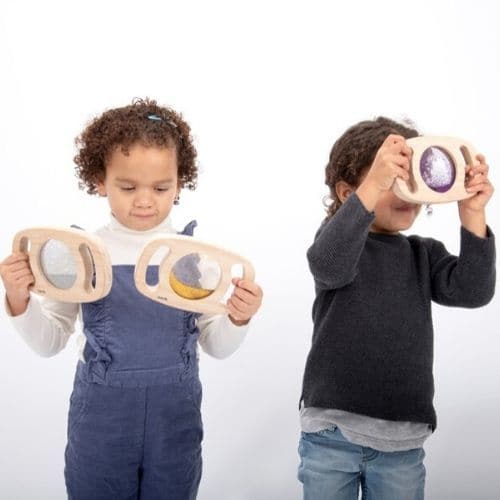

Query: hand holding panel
left=393, top=136, right=477, bottom=204
left=12, top=227, right=112, bottom=302
left=135, top=235, right=255, bottom=315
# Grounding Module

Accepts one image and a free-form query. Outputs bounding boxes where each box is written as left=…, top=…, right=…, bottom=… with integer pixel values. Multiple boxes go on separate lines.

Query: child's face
left=96, top=144, right=179, bottom=231
left=371, top=190, right=421, bottom=234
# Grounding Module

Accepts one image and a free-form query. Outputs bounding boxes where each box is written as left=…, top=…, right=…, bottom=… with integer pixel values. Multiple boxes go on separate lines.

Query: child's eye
left=121, top=187, right=135, bottom=191
left=155, top=187, right=170, bottom=192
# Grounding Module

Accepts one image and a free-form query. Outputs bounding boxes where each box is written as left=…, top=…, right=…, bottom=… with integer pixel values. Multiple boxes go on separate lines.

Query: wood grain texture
left=135, top=235, right=255, bottom=314
left=393, top=136, right=477, bottom=204
left=12, top=227, right=112, bottom=302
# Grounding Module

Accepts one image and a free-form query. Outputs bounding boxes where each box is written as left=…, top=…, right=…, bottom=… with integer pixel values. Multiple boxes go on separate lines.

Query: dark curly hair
left=74, top=98, right=198, bottom=194
left=324, top=116, right=419, bottom=217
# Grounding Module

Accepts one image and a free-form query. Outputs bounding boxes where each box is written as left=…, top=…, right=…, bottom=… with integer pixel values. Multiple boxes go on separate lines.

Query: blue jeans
left=298, top=425, right=425, bottom=500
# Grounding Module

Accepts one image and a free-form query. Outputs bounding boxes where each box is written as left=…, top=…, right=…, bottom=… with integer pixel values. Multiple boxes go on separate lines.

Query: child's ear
left=96, top=181, right=107, bottom=197
left=335, top=180, right=355, bottom=203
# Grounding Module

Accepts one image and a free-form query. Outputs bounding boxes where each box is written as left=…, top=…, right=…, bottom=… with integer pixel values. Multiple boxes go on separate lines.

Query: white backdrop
left=1, top=1, right=499, bottom=499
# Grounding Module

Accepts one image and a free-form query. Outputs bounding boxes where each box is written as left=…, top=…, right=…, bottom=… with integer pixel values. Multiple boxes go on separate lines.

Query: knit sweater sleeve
left=307, top=193, right=375, bottom=290
left=429, top=226, right=496, bottom=307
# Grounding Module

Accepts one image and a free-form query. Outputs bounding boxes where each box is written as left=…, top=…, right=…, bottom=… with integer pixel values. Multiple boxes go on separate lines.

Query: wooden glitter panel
left=393, top=136, right=478, bottom=204
left=12, top=227, right=112, bottom=303
left=134, top=235, right=255, bottom=315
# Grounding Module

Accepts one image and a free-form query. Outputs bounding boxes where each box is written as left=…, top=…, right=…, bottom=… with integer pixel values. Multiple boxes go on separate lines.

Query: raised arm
left=307, top=193, right=374, bottom=289
left=309, top=134, right=412, bottom=290
left=429, top=227, right=495, bottom=308
left=429, top=152, right=496, bottom=307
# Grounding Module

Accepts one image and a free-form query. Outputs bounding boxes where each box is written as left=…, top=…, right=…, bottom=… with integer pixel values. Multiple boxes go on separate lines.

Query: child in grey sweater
left=298, top=117, right=495, bottom=500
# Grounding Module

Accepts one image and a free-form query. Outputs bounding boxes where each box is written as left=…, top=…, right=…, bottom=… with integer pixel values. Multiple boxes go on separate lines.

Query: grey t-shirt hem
left=300, top=406, right=432, bottom=452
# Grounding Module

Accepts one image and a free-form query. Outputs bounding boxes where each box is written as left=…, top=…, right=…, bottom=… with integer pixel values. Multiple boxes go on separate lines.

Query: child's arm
left=5, top=296, right=79, bottom=356
left=308, top=134, right=411, bottom=289
left=1, top=252, right=78, bottom=357
left=429, top=229, right=495, bottom=307
left=197, top=314, right=248, bottom=359
left=458, top=154, right=492, bottom=238
left=430, top=157, right=495, bottom=307
left=197, top=278, right=262, bottom=359
left=306, top=195, right=374, bottom=289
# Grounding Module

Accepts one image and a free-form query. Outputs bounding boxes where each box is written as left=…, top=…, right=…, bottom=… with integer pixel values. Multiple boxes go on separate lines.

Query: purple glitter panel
left=419, top=147, right=455, bottom=193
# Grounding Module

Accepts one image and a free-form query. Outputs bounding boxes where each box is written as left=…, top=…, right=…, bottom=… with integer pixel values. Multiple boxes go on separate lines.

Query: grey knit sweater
left=301, top=193, right=496, bottom=429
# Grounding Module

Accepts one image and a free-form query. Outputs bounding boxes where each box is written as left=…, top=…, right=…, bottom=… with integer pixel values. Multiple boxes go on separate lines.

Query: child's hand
left=356, top=134, right=412, bottom=211
left=227, top=278, right=263, bottom=326
left=0, top=253, right=34, bottom=315
left=458, top=154, right=493, bottom=238
left=363, top=134, right=412, bottom=192
left=459, top=154, right=493, bottom=212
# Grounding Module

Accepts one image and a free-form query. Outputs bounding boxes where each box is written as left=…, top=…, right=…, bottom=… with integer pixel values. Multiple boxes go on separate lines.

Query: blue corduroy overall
left=64, top=222, right=203, bottom=500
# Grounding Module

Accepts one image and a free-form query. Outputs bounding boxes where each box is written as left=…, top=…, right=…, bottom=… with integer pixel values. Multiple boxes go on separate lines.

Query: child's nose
left=133, top=190, right=153, bottom=208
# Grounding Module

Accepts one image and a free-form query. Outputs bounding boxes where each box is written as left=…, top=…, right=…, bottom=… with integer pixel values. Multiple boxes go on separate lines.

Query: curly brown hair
left=324, top=116, right=419, bottom=217
left=74, top=98, right=198, bottom=194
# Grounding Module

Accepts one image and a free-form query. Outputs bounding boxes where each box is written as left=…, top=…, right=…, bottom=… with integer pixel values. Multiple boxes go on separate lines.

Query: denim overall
left=65, top=222, right=203, bottom=500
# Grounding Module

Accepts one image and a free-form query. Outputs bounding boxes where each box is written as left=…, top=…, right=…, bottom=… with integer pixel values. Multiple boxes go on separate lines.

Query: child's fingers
left=3, top=271, right=34, bottom=291
left=0, top=259, right=33, bottom=289
left=384, top=135, right=412, bottom=158
left=226, top=299, right=248, bottom=322
left=17, top=275, right=35, bottom=289
left=1, top=268, right=34, bottom=302
left=466, top=174, right=490, bottom=189
left=231, top=278, right=262, bottom=297
left=395, top=170, right=410, bottom=182
left=466, top=179, right=493, bottom=194
left=384, top=134, right=406, bottom=147
left=376, top=153, right=409, bottom=176
left=465, top=162, right=491, bottom=195
left=465, top=180, right=493, bottom=201
left=11, top=267, right=34, bottom=281
left=391, top=153, right=410, bottom=170
left=228, top=294, right=249, bottom=313
left=227, top=279, right=262, bottom=323
left=1, top=253, right=29, bottom=267
left=231, top=277, right=248, bottom=289
left=392, top=162, right=410, bottom=182
left=475, top=153, right=486, bottom=165
left=397, top=142, right=412, bottom=158
left=231, top=284, right=257, bottom=304
left=5, top=260, right=32, bottom=274
left=467, top=162, right=489, bottom=179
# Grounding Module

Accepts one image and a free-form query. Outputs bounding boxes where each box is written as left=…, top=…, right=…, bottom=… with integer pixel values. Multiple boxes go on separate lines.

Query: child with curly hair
left=1, top=98, right=263, bottom=500
left=298, top=117, right=495, bottom=499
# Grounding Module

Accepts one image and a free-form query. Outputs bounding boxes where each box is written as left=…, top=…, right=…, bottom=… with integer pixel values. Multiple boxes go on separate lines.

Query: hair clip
left=147, top=113, right=178, bottom=130
left=135, top=235, right=255, bottom=315
left=12, top=227, right=112, bottom=303
left=393, top=136, right=477, bottom=204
